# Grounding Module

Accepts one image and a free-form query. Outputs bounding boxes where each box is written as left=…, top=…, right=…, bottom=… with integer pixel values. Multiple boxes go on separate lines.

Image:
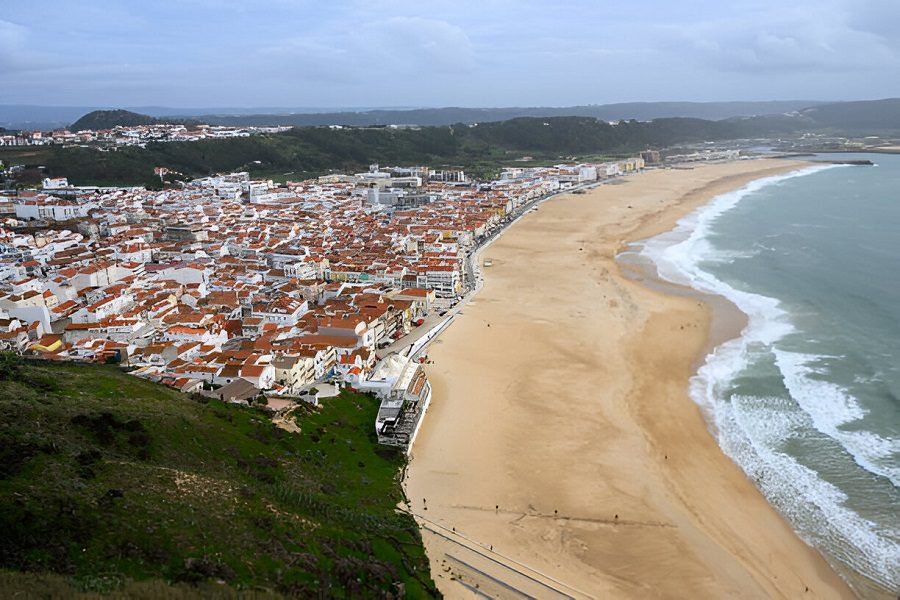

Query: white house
left=42, top=177, right=69, bottom=189
left=272, top=354, right=316, bottom=392
left=240, top=363, right=275, bottom=389
left=71, top=293, right=134, bottom=324
left=15, top=198, right=97, bottom=222
left=251, top=297, right=309, bottom=327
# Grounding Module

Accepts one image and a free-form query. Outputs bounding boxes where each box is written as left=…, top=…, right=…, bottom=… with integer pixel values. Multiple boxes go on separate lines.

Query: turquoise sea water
left=642, top=156, right=900, bottom=592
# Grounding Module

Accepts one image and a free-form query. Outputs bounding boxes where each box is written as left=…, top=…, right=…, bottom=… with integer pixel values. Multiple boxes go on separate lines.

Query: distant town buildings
left=0, top=123, right=292, bottom=148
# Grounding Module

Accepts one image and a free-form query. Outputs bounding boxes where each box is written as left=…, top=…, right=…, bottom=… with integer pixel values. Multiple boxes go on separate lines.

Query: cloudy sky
left=2, top=0, right=899, bottom=108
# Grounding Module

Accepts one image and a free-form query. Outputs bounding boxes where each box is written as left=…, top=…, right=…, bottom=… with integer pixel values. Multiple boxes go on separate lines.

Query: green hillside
left=0, top=356, right=435, bottom=598
left=15, top=104, right=888, bottom=189
left=3, top=114, right=805, bottom=187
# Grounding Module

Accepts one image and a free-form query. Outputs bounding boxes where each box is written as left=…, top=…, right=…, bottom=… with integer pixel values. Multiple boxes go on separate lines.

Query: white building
left=42, top=177, right=69, bottom=189
left=421, top=265, right=461, bottom=298
left=251, top=297, right=309, bottom=326
left=71, top=293, right=134, bottom=324
left=578, top=166, right=598, bottom=182
left=15, top=198, right=97, bottom=222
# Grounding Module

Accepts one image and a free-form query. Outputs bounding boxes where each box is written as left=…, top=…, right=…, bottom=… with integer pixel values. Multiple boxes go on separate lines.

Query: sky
left=2, top=0, right=899, bottom=108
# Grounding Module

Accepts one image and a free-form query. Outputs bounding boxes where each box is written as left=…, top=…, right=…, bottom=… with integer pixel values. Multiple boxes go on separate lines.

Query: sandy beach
left=404, top=160, right=858, bottom=599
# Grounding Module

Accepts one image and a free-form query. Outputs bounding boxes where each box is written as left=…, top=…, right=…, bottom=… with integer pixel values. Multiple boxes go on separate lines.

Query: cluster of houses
left=0, top=158, right=646, bottom=416
left=0, top=123, right=292, bottom=148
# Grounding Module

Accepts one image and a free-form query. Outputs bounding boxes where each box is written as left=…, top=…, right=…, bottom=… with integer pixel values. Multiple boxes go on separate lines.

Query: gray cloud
left=1, top=1, right=898, bottom=107
left=845, top=1, right=900, bottom=47
left=258, top=16, right=476, bottom=82
left=657, top=3, right=899, bottom=75
left=0, top=19, right=36, bottom=73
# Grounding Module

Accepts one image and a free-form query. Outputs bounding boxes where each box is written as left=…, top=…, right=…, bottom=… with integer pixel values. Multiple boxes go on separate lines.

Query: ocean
left=640, top=155, right=900, bottom=593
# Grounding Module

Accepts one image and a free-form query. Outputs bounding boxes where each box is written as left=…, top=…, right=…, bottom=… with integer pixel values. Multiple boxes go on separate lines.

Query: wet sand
left=404, top=160, right=856, bottom=599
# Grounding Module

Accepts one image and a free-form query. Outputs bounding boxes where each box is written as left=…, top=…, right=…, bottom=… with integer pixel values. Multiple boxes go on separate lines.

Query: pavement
left=400, top=506, right=589, bottom=599
left=377, top=302, right=457, bottom=358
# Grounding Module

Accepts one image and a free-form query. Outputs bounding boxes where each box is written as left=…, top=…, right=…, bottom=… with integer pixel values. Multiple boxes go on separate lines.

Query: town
left=0, top=156, right=652, bottom=449
left=0, top=122, right=293, bottom=148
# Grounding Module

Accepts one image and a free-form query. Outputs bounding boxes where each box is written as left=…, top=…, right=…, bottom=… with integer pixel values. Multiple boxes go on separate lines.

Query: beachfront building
left=358, top=354, right=432, bottom=449
left=618, top=157, right=645, bottom=172
left=420, top=264, right=463, bottom=298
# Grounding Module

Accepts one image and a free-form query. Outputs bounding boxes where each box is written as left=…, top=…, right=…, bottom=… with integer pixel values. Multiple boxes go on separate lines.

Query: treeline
left=21, top=114, right=806, bottom=187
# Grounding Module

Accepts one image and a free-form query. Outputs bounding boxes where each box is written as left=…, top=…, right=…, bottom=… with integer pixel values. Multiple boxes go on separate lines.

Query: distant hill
left=4, top=100, right=824, bottom=131
left=186, top=101, right=821, bottom=128
left=70, top=109, right=161, bottom=131
left=801, top=98, right=900, bottom=132
left=7, top=99, right=900, bottom=132
left=0, top=357, right=435, bottom=597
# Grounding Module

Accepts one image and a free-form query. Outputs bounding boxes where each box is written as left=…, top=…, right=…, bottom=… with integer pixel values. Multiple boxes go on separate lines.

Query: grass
left=0, top=358, right=436, bottom=598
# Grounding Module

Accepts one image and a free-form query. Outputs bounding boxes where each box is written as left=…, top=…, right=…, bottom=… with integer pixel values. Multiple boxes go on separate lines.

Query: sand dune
left=404, top=160, right=856, bottom=599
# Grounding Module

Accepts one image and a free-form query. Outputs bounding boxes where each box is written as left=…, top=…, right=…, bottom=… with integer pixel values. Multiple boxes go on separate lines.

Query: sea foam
left=719, top=394, right=900, bottom=589
left=639, top=164, right=900, bottom=590
left=773, top=349, right=900, bottom=487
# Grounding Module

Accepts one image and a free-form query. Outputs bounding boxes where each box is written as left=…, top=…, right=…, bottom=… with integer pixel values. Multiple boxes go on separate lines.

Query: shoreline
left=404, top=159, right=857, bottom=598
left=621, top=165, right=895, bottom=600
left=616, top=250, right=748, bottom=370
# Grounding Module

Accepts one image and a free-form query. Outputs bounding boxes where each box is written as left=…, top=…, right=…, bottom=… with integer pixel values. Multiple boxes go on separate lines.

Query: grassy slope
left=0, top=359, right=435, bottom=598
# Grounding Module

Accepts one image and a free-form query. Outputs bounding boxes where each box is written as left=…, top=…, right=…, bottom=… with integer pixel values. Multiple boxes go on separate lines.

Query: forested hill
left=10, top=99, right=899, bottom=188
left=9, top=114, right=802, bottom=187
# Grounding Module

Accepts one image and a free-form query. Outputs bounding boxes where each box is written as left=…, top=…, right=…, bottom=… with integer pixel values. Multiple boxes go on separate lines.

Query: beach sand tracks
left=407, top=160, right=855, bottom=599
left=450, top=503, right=675, bottom=529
